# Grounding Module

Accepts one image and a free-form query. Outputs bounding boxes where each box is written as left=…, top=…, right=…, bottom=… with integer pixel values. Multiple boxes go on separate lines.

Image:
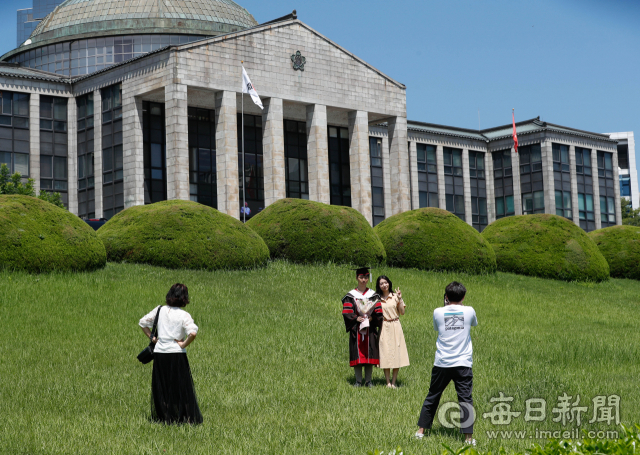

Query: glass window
left=188, top=107, right=217, bottom=209
left=444, top=147, right=464, bottom=220
left=328, top=126, right=351, bottom=208
left=469, top=150, right=487, bottom=232
left=0, top=91, right=30, bottom=178
left=493, top=149, right=514, bottom=219
left=40, top=95, right=68, bottom=206
left=370, top=137, right=384, bottom=226
left=285, top=120, right=309, bottom=202
left=417, top=143, right=438, bottom=209
left=597, top=151, right=616, bottom=227
left=520, top=144, right=544, bottom=214
left=76, top=93, right=95, bottom=218
left=552, top=144, right=572, bottom=219
left=103, top=84, right=125, bottom=219
left=238, top=114, right=264, bottom=220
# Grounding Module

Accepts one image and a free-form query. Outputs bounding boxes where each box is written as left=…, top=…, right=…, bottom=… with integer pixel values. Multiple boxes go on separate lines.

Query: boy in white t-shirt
left=415, top=282, right=477, bottom=446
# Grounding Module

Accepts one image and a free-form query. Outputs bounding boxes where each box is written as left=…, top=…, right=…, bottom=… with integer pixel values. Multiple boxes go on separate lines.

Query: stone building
left=0, top=0, right=622, bottom=232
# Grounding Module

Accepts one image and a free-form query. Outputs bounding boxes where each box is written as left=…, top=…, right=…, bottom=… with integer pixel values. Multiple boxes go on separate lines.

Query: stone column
left=215, top=90, right=239, bottom=219
left=388, top=117, right=410, bottom=214
left=67, top=98, right=78, bottom=215
left=122, top=84, right=145, bottom=208
left=93, top=90, right=103, bottom=219
left=541, top=140, right=555, bottom=214
left=306, top=104, right=329, bottom=205
left=437, top=145, right=446, bottom=209
left=612, top=147, right=622, bottom=225
left=569, top=145, right=579, bottom=224
left=409, top=141, right=419, bottom=210
left=165, top=83, right=189, bottom=201
left=381, top=134, right=391, bottom=217
left=262, top=97, right=285, bottom=207
left=29, top=93, right=40, bottom=194
left=462, top=148, right=472, bottom=226
left=591, top=148, right=601, bottom=229
left=512, top=147, right=522, bottom=215
left=485, top=150, right=496, bottom=224
left=348, top=110, right=372, bottom=224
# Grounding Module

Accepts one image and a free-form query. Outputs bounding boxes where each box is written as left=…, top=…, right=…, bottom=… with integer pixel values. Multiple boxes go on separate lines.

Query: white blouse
left=139, top=305, right=198, bottom=354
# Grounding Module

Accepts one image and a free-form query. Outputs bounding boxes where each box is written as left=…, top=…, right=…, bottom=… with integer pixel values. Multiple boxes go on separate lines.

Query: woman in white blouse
left=139, top=283, right=202, bottom=424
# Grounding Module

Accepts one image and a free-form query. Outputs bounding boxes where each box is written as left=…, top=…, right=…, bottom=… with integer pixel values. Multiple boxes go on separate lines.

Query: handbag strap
left=151, top=305, right=162, bottom=339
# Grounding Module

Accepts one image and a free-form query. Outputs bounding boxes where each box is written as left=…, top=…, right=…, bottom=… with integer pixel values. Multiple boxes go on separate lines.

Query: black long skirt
left=151, top=353, right=202, bottom=425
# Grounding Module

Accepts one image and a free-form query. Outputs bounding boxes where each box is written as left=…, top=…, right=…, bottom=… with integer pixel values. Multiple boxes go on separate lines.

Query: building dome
left=2, top=0, right=258, bottom=76
left=28, top=0, right=258, bottom=46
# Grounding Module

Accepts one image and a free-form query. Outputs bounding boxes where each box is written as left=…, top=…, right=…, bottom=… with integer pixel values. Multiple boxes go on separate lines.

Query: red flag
left=512, top=110, right=518, bottom=153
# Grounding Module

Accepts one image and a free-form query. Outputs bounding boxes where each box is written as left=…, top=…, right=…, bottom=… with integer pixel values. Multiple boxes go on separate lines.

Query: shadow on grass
left=343, top=375, right=408, bottom=388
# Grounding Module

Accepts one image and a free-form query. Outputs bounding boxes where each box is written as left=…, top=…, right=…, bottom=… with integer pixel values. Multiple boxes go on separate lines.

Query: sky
left=0, top=0, right=638, bottom=171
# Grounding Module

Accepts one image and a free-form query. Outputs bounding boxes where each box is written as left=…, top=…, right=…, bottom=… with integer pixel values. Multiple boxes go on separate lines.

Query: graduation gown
left=342, top=288, right=383, bottom=366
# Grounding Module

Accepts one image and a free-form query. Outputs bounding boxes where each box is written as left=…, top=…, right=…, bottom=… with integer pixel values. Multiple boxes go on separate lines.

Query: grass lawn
left=0, top=261, right=638, bottom=454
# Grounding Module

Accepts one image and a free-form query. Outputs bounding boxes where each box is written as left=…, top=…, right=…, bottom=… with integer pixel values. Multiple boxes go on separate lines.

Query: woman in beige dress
left=376, top=275, right=410, bottom=388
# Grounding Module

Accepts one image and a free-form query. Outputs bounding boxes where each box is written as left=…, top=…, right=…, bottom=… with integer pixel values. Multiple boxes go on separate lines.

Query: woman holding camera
left=139, top=283, right=202, bottom=424
left=376, top=275, right=410, bottom=388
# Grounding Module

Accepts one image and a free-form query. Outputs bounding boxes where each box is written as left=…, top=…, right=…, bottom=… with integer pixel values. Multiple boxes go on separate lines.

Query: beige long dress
left=378, top=293, right=410, bottom=369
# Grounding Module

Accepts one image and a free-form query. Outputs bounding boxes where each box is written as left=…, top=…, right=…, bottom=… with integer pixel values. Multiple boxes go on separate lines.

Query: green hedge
left=97, top=200, right=269, bottom=270
left=246, top=198, right=386, bottom=265
left=0, top=194, right=106, bottom=273
left=589, top=225, right=640, bottom=280
left=373, top=207, right=496, bottom=274
left=482, top=214, right=609, bottom=281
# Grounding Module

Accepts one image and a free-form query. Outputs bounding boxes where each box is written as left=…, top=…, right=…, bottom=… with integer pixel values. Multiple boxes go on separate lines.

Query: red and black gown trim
left=342, top=291, right=383, bottom=366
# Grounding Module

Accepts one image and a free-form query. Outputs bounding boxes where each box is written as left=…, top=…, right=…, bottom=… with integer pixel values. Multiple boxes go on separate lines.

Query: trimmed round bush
left=374, top=207, right=496, bottom=273
left=589, top=225, right=640, bottom=280
left=246, top=198, right=386, bottom=265
left=97, top=200, right=269, bottom=270
left=482, top=214, right=609, bottom=281
left=0, top=194, right=106, bottom=273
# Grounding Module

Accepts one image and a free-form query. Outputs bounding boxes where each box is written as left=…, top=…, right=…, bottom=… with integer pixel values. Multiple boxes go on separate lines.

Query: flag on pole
left=512, top=109, right=518, bottom=153
left=241, top=66, right=263, bottom=109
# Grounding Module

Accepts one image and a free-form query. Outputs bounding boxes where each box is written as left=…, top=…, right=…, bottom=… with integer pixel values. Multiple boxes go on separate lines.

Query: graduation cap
left=353, top=266, right=372, bottom=282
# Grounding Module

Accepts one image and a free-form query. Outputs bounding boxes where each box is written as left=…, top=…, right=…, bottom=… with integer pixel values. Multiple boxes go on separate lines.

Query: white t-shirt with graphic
left=433, top=304, right=477, bottom=368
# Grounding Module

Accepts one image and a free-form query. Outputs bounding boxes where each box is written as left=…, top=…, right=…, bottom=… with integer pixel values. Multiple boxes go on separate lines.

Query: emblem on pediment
left=291, top=51, right=306, bottom=71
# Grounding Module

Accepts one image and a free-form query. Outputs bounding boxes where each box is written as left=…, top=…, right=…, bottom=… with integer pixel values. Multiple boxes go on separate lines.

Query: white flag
left=241, top=66, right=263, bottom=110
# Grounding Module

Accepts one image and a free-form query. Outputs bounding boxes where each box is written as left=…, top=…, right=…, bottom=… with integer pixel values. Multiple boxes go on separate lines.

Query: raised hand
left=395, top=287, right=402, bottom=301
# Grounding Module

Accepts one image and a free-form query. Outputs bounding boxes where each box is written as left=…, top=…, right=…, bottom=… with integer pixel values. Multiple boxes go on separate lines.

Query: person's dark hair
left=166, top=283, right=189, bottom=307
left=445, top=281, right=466, bottom=303
left=376, top=275, right=393, bottom=296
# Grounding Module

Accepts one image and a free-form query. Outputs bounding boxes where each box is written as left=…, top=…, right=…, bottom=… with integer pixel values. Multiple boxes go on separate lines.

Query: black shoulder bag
left=137, top=306, right=162, bottom=364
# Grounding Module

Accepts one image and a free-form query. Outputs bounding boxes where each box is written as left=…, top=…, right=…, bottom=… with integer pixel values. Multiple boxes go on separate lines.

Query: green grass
left=0, top=262, right=638, bottom=454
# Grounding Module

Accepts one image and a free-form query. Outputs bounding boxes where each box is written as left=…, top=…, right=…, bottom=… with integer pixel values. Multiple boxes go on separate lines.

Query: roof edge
left=176, top=18, right=406, bottom=90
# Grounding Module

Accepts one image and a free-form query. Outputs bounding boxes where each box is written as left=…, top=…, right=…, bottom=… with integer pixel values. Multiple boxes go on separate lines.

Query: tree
left=0, top=163, right=66, bottom=209
left=621, top=197, right=640, bottom=226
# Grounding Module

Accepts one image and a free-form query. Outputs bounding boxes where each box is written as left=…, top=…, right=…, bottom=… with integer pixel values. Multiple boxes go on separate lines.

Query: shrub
left=246, top=198, right=386, bottom=265
left=97, top=200, right=269, bottom=270
left=482, top=214, right=609, bottom=281
left=373, top=207, right=496, bottom=274
left=0, top=163, right=65, bottom=208
left=0, top=194, right=106, bottom=272
left=589, top=225, right=640, bottom=280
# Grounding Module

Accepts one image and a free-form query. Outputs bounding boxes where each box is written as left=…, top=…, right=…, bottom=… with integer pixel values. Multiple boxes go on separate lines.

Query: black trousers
left=417, top=365, right=474, bottom=434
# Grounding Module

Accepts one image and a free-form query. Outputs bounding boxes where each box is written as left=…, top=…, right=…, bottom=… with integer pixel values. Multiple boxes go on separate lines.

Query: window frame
left=285, top=119, right=309, bottom=201
left=443, top=147, right=465, bottom=220
left=102, top=84, right=124, bottom=219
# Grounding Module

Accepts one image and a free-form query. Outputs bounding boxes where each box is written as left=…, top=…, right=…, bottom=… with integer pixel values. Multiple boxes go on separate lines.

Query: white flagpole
left=242, top=73, right=246, bottom=223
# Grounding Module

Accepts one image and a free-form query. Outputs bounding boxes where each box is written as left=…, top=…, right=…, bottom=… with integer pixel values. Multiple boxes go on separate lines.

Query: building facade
left=16, top=0, right=65, bottom=47
left=606, top=132, right=638, bottom=209
left=0, top=0, right=623, bottom=232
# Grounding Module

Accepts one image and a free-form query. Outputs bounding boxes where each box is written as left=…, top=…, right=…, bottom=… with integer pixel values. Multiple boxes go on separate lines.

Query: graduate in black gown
left=341, top=267, right=383, bottom=387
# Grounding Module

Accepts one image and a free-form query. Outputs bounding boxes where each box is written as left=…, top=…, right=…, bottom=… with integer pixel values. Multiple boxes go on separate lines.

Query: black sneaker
left=365, top=381, right=373, bottom=388
left=353, top=382, right=362, bottom=388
